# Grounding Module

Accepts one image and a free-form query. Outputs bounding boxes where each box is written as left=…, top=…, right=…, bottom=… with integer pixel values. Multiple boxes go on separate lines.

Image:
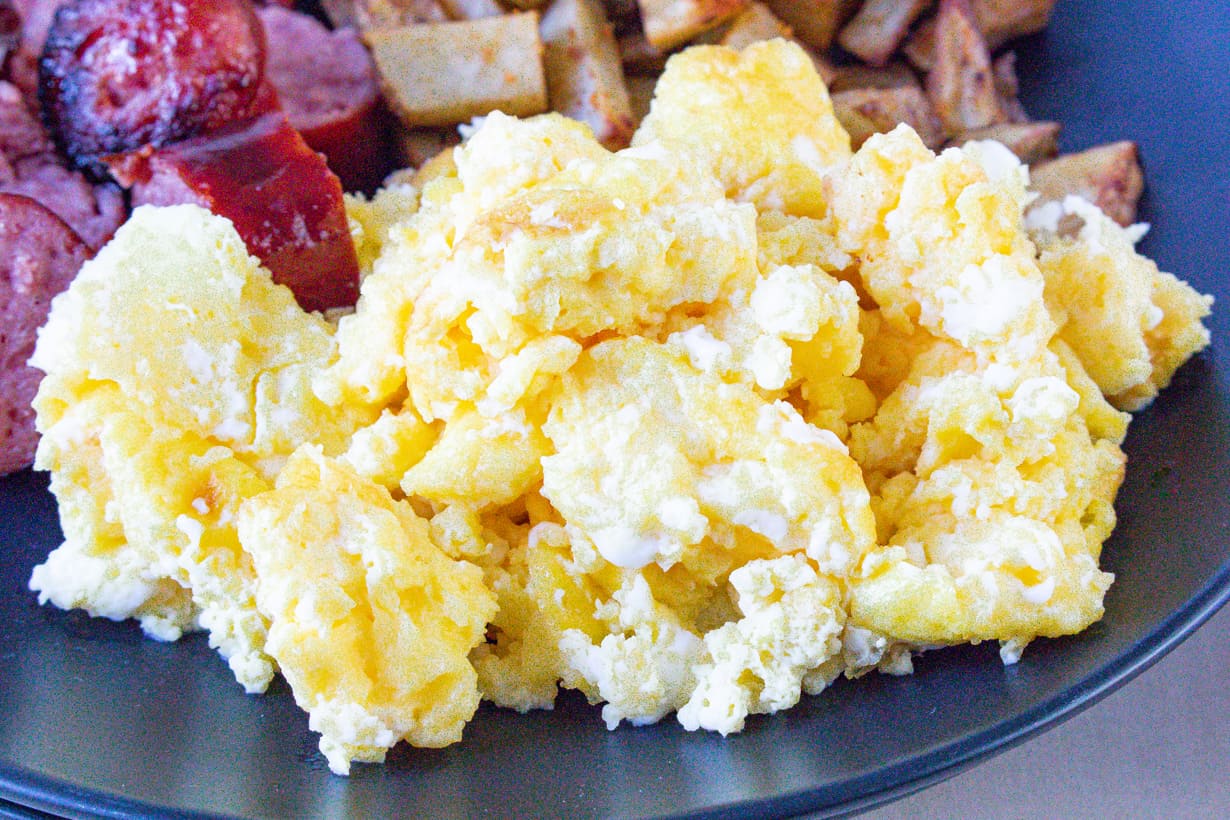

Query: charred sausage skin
left=38, top=0, right=267, bottom=169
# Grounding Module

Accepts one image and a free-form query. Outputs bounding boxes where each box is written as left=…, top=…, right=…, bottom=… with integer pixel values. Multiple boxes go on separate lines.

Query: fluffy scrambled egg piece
left=1027, top=195, right=1213, bottom=411
left=632, top=37, right=851, bottom=216
left=29, top=39, right=1212, bottom=773
left=537, top=337, right=873, bottom=731
left=30, top=206, right=375, bottom=692
left=238, top=446, right=495, bottom=774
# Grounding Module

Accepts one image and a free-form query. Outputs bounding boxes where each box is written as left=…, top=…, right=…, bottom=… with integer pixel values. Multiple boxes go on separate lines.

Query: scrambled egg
left=28, top=40, right=1212, bottom=774
left=238, top=445, right=495, bottom=772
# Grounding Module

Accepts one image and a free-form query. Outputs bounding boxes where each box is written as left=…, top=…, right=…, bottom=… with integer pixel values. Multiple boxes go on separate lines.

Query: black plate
left=2, top=1, right=1228, bottom=817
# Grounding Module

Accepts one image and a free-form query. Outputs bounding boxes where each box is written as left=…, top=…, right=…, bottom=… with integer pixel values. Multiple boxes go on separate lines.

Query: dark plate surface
left=2, top=1, right=1228, bottom=818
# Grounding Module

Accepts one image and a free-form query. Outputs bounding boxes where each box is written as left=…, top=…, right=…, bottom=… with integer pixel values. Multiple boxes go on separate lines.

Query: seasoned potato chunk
left=366, top=15, right=549, bottom=127
left=541, top=0, right=636, bottom=148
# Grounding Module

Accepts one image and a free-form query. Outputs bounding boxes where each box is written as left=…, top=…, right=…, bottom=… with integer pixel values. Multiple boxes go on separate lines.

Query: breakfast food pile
left=6, top=1, right=1215, bottom=777
left=0, top=0, right=1153, bottom=475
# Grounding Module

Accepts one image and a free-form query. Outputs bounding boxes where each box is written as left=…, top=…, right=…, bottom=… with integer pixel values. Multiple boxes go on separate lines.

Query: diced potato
left=837, top=0, right=931, bottom=66
left=968, top=0, right=1056, bottom=49
left=717, top=3, right=791, bottom=50
left=901, top=16, right=937, bottom=70
left=947, top=121, right=1060, bottom=165
left=904, top=0, right=1057, bottom=71
left=762, top=0, right=856, bottom=51
left=541, top=0, right=636, bottom=149
left=1028, top=141, right=1145, bottom=228
left=354, top=0, right=448, bottom=30
left=637, top=0, right=750, bottom=51
left=992, top=51, right=1029, bottom=122
left=366, top=14, right=549, bottom=128
left=827, top=60, right=919, bottom=93
left=438, top=0, right=504, bottom=19
left=832, top=86, right=945, bottom=150
left=925, top=0, right=1004, bottom=137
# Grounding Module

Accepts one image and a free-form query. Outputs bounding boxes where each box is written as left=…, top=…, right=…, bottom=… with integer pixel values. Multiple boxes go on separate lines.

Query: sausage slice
left=0, top=191, right=90, bottom=475
left=0, top=79, right=123, bottom=250
left=38, top=0, right=267, bottom=169
left=258, top=5, right=392, bottom=193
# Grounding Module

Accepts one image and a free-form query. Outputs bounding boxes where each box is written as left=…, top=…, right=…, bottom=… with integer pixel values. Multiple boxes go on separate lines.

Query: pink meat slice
left=3, top=44, right=40, bottom=111
left=10, top=0, right=60, bottom=54
left=258, top=5, right=392, bottom=193
left=3, top=158, right=124, bottom=250
left=0, top=1, right=20, bottom=64
left=0, top=80, right=124, bottom=250
left=0, top=191, right=90, bottom=475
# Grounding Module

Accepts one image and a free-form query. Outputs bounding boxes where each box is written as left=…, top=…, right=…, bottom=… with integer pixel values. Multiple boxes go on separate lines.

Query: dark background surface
left=1, top=0, right=1228, bottom=817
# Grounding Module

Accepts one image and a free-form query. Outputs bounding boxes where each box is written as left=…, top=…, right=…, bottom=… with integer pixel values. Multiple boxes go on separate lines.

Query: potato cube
left=762, top=0, right=855, bottom=51
left=904, top=0, right=1057, bottom=71
left=827, top=60, right=920, bottom=93
left=718, top=2, right=791, bottom=50
left=832, top=86, right=945, bottom=150
left=925, top=0, right=1005, bottom=136
left=366, top=14, right=549, bottom=128
left=637, top=0, right=750, bottom=51
left=969, top=0, right=1056, bottom=49
left=947, top=121, right=1060, bottom=165
left=354, top=0, right=448, bottom=30
left=1029, top=141, right=1145, bottom=228
left=837, top=0, right=931, bottom=66
left=542, top=0, right=636, bottom=149
left=438, top=0, right=504, bottom=19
